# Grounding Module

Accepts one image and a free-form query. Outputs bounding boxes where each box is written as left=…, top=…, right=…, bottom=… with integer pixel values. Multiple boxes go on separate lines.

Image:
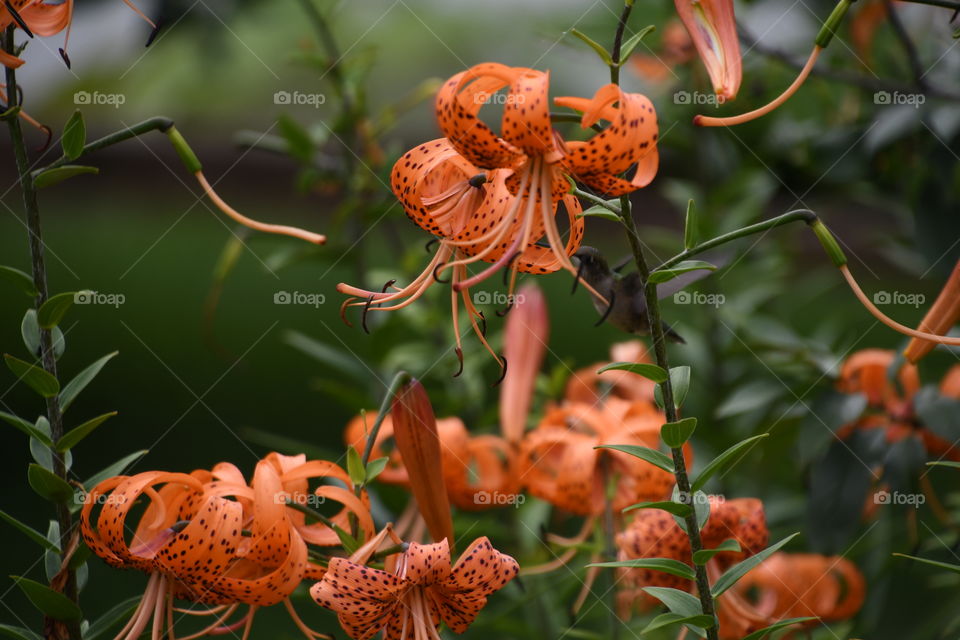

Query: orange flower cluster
left=836, top=349, right=960, bottom=461
left=81, top=453, right=374, bottom=640
left=339, top=63, right=660, bottom=366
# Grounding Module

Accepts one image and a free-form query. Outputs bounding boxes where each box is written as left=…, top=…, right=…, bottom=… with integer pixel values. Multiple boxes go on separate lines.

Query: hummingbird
left=573, top=246, right=717, bottom=343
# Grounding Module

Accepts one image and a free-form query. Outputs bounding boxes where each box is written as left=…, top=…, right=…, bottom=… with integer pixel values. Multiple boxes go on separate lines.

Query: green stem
left=4, top=25, right=81, bottom=640
left=359, top=371, right=412, bottom=469
left=653, top=209, right=818, bottom=271
left=608, top=7, right=719, bottom=637
left=35, top=117, right=174, bottom=174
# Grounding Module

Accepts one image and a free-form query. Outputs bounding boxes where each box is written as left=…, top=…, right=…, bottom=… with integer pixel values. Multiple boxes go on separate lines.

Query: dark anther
left=5, top=1, right=34, bottom=37
left=361, top=295, right=376, bottom=334
left=495, top=301, right=513, bottom=318
left=572, top=259, right=586, bottom=294
left=338, top=299, right=354, bottom=328
left=432, top=263, right=450, bottom=284
left=58, top=48, right=71, bottom=69
left=146, top=21, right=162, bottom=47
left=468, top=173, right=487, bottom=188
left=594, top=289, right=616, bottom=327
left=453, top=347, right=464, bottom=378
left=491, top=356, right=509, bottom=387
left=169, top=520, right=191, bottom=533
left=380, top=279, right=396, bottom=293
left=425, top=237, right=439, bottom=253
left=478, top=311, right=487, bottom=337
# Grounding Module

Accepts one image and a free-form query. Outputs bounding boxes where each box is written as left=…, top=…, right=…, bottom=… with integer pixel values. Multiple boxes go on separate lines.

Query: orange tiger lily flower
left=715, top=553, right=865, bottom=638
left=903, top=258, right=960, bottom=363
left=311, top=536, right=519, bottom=640
left=519, top=399, right=684, bottom=516
left=615, top=496, right=767, bottom=617
left=500, top=282, right=549, bottom=444
left=673, top=0, right=742, bottom=100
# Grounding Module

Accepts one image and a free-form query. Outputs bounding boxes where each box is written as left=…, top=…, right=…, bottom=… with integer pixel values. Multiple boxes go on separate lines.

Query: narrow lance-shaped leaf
left=82, top=449, right=148, bottom=491
left=56, top=411, right=118, bottom=452
left=568, top=29, right=613, bottom=65
left=61, top=110, right=86, bottom=160
left=4, top=354, right=59, bottom=397
left=618, top=25, right=657, bottom=61
left=0, top=410, right=53, bottom=446
left=597, top=361, right=668, bottom=383
left=59, top=351, right=118, bottom=412
left=588, top=557, right=696, bottom=581
left=0, top=265, right=38, bottom=297
left=10, top=576, right=82, bottom=621
left=0, top=510, right=61, bottom=552
left=33, top=165, right=99, bottom=189
left=740, top=618, right=818, bottom=640
left=684, top=199, right=697, bottom=249
left=642, top=613, right=716, bottom=635
left=27, top=464, right=75, bottom=503
left=38, top=291, right=88, bottom=329
left=691, top=434, right=769, bottom=492
left=597, top=444, right=674, bottom=473
left=693, top=538, right=741, bottom=565
left=622, top=500, right=692, bottom=517
left=648, top=261, right=717, bottom=284
left=893, top=553, right=960, bottom=574
left=711, top=532, right=801, bottom=597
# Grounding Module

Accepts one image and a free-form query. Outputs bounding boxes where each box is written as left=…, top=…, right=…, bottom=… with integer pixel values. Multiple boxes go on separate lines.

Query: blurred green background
left=2, top=0, right=960, bottom=637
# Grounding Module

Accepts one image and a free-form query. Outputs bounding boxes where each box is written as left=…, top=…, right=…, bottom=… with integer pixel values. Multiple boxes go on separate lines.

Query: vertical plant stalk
left=606, top=6, right=720, bottom=637
left=3, top=26, right=81, bottom=640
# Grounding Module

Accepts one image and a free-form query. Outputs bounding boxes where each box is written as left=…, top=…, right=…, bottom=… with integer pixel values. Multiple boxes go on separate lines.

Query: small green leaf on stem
left=61, top=110, right=86, bottom=160
left=597, top=444, right=674, bottom=473
left=618, top=25, right=657, bottom=62
left=38, top=291, right=88, bottom=329
left=683, top=199, right=697, bottom=249
left=661, top=417, right=697, bottom=448
left=693, top=539, right=741, bottom=565
left=711, top=533, right=800, bottom=597
left=648, top=261, right=716, bottom=284
left=589, top=557, right=696, bottom=581
left=4, top=354, right=59, bottom=397
left=365, top=457, right=389, bottom=482
left=346, top=446, right=366, bottom=485
left=0, top=510, right=61, bottom=552
left=569, top=29, right=614, bottom=65
left=893, top=553, right=960, bottom=574
left=9, top=576, right=82, bottom=621
left=59, top=351, right=118, bottom=413
left=642, top=587, right=703, bottom=617
left=0, top=265, right=38, bottom=297
left=597, top=362, right=668, bottom=383
left=691, top=434, right=769, bottom=492
left=654, top=366, right=691, bottom=410
left=642, top=612, right=715, bottom=635
left=740, top=618, right=818, bottom=640
left=33, top=165, right=99, bottom=189
left=27, top=464, right=75, bottom=503
left=0, top=410, right=53, bottom=446
left=622, top=500, right=692, bottom=517
left=577, top=205, right=622, bottom=221
left=56, top=411, right=118, bottom=452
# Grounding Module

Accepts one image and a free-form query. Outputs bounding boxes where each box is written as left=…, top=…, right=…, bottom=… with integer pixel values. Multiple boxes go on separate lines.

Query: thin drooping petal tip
left=903, top=258, right=960, bottom=363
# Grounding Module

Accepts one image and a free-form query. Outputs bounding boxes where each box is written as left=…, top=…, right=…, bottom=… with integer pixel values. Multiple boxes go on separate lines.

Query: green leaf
left=642, top=587, right=702, bottom=617
left=82, top=449, right=148, bottom=491
left=672, top=487, right=711, bottom=534
left=927, top=461, right=960, bottom=469
left=277, top=114, right=313, bottom=163
left=27, top=464, right=75, bottom=503
left=683, top=199, right=697, bottom=250
left=740, top=617, right=818, bottom=640
left=589, top=558, right=695, bottom=581
left=0, top=624, right=43, bottom=640
left=283, top=330, right=369, bottom=382
left=661, top=417, right=697, bottom=448
left=38, top=291, right=86, bottom=329
left=333, top=524, right=361, bottom=555
left=20, top=310, right=65, bottom=361
left=691, top=434, right=769, bottom=492
left=9, top=576, right=81, bottom=621
left=597, top=444, right=673, bottom=473
left=576, top=205, right=622, bottom=221
left=693, top=539, right=741, bottom=565
left=0, top=510, right=61, bottom=552
left=0, top=265, right=37, bottom=297
left=4, top=354, right=60, bottom=397
left=56, top=411, right=117, bottom=452
left=33, top=165, right=99, bottom=189
left=654, top=366, right=691, bottom=410
left=346, top=446, right=365, bottom=485
left=366, top=456, right=389, bottom=482
left=61, top=110, right=86, bottom=160
left=84, top=596, right=142, bottom=640
left=0, top=410, right=53, bottom=446
left=622, top=500, right=692, bottom=518
left=59, top=351, right=118, bottom=413
left=648, top=261, right=717, bottom=285
left=597, top=362, right=668, bottom=383
left=711, top=533, right=800, bottom=597
left=44, top=521, right=61, bottom=581
left=893, top=553, right=960, bottom=574
left=618, top=25, right=657, bottom=62
left=568, top=29, right=613, bottom=65
left=641, top=612, right=715, bottom=635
